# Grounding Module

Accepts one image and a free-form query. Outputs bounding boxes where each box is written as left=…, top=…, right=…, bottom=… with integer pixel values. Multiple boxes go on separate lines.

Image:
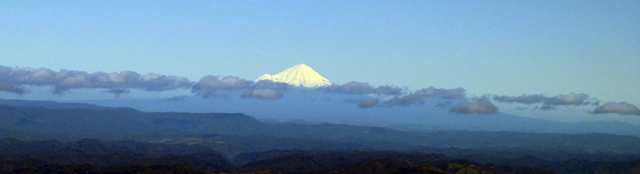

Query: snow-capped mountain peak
left=255, top=64, right=332, bottom=88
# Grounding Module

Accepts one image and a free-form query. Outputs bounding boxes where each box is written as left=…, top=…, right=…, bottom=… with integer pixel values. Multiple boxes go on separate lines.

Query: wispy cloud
left=593, top=102, right=640, bottom=116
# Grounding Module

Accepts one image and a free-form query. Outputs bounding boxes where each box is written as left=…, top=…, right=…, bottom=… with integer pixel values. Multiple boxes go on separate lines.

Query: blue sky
left=1, top=0, right=639, bottom=109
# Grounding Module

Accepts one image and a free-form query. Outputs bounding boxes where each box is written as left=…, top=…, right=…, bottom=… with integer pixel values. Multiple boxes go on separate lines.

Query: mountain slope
left=255, top=64, right=332, bottom=87
left=0, top=105, right=266, bottom=140
left=0, top=98, right=120, bottom=110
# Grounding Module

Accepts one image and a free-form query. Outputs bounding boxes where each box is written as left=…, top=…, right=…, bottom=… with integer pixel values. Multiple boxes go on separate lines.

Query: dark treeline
left=0, top=138, right=555, bottom=174
left=1, top=138, right=639, bottom=173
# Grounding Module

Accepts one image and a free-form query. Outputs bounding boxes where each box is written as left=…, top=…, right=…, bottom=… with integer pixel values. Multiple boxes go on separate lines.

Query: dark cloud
left=493, top=93, right=590, bottom=106
left=383, top=95, right=425, bottom=107
left=358, top=99, right=379, bottom=108
left=372, top=87, right=466, bottom=107
left=435, top=101, right=453, bottom=109
left=324, top=81, right=403, bottom=95
left=241, top=89, right=283, bottom=100
left=0, top=66, right=192, bottom=94
left=493, top=94, right=546, bottom=104
left=441, top=88, right=466, bottom=99
left=451, top=100, right=498, bottom=114
left=413, top=86, right=466, bottom=99
left=539, top=105, right=556, bottom=111
left=0, top=84, right=26, bottom=95
left=252, top=80, right=294, bottom=91
left=104, top=88, right=130, bottom=98
left=166, top=96, right=188, bottom=102
left=326, top=81, right=372, bottom=95
left=344, top=98, right=364, bottom=103
left=593, top=102, right=640, bottom=116
left=191, top=76, right=251, bottom=98
left=136, top=73, right=192, bottom=91
left=374, top=85, right=404, bottom=96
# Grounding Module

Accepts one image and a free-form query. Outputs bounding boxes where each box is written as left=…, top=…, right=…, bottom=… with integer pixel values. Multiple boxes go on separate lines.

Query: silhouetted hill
left=0, top=105, right=265, bottom=140
left=0, top=98, right=134, bottom=111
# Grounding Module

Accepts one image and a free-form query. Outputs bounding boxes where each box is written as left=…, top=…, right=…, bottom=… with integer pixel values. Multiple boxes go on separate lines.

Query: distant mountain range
left=81, top=92, right=640, bottom=137
left=1, top=98, right=640, bottom=156
left=2, top=98, right=640, bottom=173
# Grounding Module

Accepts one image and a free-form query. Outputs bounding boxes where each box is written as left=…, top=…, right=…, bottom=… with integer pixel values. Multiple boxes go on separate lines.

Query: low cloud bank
left=539, top=105, right=556, bottom=111
left=191, top=76, right=251, bottom=98
left=414, top=87, right=466, bottom=99
left=166, top=96, right=188, bottom=102
left=493, top=93, right=590, bottom=106
left=346, top=86, right=467, bottom=108
left=0, top=84, right=26, bottom=94
left=546, top=93, right=590, bottom=105
left=9, top=65, right=636, bottom=117
left=435, top=101, right=453, bottom=109
left=0, top=66, right=192, bottom=95
left=593, top=102, right=640, bottom=116
left=373, top=87, right=466, bottom=107
left=358, top=99, right=379, bottom=108
left=492, top=93, right=640, bottom=116
left=323, top=81, right=403, bottom=96
left=104, top=88, right=130, bottom=98
left=383, top=95, right=426, bottom=107
left=451, top=100, right=498, bottom=114
left=0, top=66, right=422, bottom=101
left=241, top=89, right=283, bottom=100
left=253, top=80, right=294, bottom=91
